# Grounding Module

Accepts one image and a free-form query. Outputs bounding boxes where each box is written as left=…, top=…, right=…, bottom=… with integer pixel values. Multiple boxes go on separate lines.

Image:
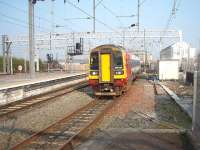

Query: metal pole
left=29, top=0, right=35, bottom=78
left=35, top=45, right=40, bottom=72
left=123, top=30, right=125, bottom=47
left=144, top=29, right=146, bottom=72
left=2, top=35, right=6, bottom=74
left=137, top=0, right=140, bottom=31
left=10, top=46, right=13, bottom=75
left=51, top=0, right=55, bottom=33
left=187, top=46, right=190, bottom=72
left=24, top=51, right=27, bottom=73
left=6, top=41, right=12, bottom=74
left=192, top=71, right=197, bottom=131
left=93, top=0, right=95, bottom=33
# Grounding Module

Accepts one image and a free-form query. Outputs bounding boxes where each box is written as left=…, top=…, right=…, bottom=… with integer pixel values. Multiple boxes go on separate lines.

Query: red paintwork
left=125, top=52, right=133, bottom=81
left=89, top=51, right=133, bottom=88
left=89, top=78, right=127, bottom=88
left=89, top=79, right=98, bottom=87
left=114, top=79, right=127, bottom=87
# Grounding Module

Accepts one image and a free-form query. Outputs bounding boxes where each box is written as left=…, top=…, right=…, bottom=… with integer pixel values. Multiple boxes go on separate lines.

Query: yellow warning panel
left=101, top=54, right=110, bottom=82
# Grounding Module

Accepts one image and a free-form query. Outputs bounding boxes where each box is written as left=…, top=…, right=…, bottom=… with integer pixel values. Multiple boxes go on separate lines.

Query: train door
left=100, top=54, right=111, bottom=82
left=99, top=52, right=114, bottom=83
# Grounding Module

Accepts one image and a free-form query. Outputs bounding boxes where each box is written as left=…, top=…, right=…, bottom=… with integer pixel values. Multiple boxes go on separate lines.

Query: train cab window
left=90, top=52, right=99, bottom=70
left=113, top=51, right=123, bottom=69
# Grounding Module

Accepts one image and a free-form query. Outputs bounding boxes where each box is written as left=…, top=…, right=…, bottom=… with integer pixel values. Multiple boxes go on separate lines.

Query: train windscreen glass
left=90, top=52, right=99, bottom=70
left=114, top=51, right=123, bottom=69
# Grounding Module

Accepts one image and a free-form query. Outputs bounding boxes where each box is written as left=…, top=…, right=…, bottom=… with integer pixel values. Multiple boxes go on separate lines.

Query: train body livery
left=89, top=44, right=140, bottom=96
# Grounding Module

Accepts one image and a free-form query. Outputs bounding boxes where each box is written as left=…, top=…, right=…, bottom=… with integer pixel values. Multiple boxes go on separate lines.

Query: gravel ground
left=76, top=79, right=192, bottom=150
left=155, top=84, right=168, bottom=95
left=99, top=80, right=191, bottom=130
left=162, top=81, right=193, bottom=97
left=99, top=79, right=157, bottom=129
left=0, top=86, right=93, bottom=150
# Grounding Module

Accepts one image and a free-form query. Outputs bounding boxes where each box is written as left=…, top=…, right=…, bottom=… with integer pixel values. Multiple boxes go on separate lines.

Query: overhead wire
left=162, top=0, right=182, bottom=39
left=99, top=2, right=123, bottom=27
left=0, top=0, right=51, bottom=31
left=95, top=0, right=104, bottom=8
left=0, top=11, right=51, bottom=32
left=0, top=17, right=28, bottom=30
left=0, top=0, right=122, bottom=33
left=0, top=0, right=75, bottom=32
left=65, top=0, right=120, bottom=33
left=139, top=0, right=148, bottom=6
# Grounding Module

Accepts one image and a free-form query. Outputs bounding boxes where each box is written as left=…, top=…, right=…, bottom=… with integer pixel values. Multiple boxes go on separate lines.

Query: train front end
left=88, top=45, right=128, bottom=96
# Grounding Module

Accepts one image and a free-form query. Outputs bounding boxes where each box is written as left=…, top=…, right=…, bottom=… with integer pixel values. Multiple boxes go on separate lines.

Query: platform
left=76, top=127, right=188, bottom=150
left=0, top=72, right=87, bottom=105
left=159, top=83, right=193, bottom=118
left=0, top=72, right=86, bottom=90
left=159, top=82, right=200, bottom=150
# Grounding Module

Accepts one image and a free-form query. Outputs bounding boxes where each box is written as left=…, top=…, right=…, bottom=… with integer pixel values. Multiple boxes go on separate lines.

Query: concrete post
left=193, top=71, right=200, bottom=131
left=2, top=35, right=7, bottom=74
left=10, top=46, right=13, bottom=74
left=6, top=40, right=12, bottom=74
left=28, top=0, right=35, bottom=78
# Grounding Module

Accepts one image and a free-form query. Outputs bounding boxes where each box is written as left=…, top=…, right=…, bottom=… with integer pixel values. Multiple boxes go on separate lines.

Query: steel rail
left=11, top=98, right=117, bottom=150
left=0, top=78, right=88, bottom=119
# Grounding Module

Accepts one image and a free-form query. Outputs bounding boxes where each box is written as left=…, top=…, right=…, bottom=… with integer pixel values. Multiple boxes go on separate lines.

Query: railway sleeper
left=28, top=141, right=63, bottom=149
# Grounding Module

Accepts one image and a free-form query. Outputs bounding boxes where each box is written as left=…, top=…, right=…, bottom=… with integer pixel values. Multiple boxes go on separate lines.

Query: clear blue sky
left=0, top=0, right=199, bottom=58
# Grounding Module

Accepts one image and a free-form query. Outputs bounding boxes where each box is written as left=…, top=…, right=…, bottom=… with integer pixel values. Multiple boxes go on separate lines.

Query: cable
left=0, top=18, right=28, bottom=29
left=65, top=0, right=120, bottom=33
left=100, top=3, right=123, bottom=26
left=162, top=0, right=182, bottom=38
left=0, top=0, right=75, bottom=32
left=95, top=0, right=104, bottom=8
left=139, top=0, right=148, bottom=6
left=0, top=11, right=51, bottom=32
left=0, top=1, right=50, bottom=24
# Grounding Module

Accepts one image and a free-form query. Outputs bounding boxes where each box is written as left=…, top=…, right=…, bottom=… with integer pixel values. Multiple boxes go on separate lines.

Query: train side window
left=90, top=52, right=99, bottom=70
left=114, top=51, right=123, bottom=69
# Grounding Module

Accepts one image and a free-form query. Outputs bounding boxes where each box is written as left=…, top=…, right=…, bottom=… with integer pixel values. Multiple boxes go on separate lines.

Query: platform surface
left=76, top=129, right=186, bottom=150
left=0, top=72, right=86, bottom=90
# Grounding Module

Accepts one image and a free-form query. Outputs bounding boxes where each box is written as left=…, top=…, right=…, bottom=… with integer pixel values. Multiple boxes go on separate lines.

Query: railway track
left=148, top=80, right=167, bottom=95
left=11, top=99, right=116, bottom=150
left=0, top=80, right=88, bottom=119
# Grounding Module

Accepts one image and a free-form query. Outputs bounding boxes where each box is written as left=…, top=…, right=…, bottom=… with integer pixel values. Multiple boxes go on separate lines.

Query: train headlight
left=90, top=71, right=98, bottom=76
left=115, top=70, right=124, bottom=75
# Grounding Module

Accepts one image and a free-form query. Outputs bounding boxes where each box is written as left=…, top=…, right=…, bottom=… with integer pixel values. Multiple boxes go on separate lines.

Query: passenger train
left=88, top=44, right=140, bottom=96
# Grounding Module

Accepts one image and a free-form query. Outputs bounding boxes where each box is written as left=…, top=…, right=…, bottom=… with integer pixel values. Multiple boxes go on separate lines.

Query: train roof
left=91, top=44, right=125, bottom=52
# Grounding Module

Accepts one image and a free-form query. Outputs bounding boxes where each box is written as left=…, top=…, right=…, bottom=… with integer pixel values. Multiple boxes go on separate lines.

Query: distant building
left=129, top=50, right=153, bottom=64
left=160, top=42, right=195, bottom=60
left=160, top=42, right=196, bottom=72
left=129, top=50, right=155, bottom=72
